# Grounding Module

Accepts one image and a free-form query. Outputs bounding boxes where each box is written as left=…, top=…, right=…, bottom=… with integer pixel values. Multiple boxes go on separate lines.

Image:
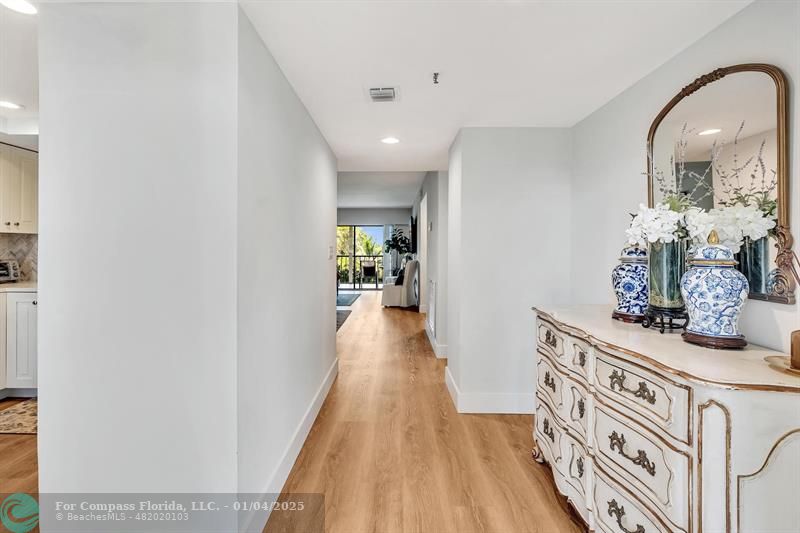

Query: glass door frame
left=337, top=225, right=384, bottom=291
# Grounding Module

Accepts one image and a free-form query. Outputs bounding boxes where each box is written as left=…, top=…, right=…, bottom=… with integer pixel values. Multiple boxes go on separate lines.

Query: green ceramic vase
left=647, top=240, right=686, bottom=311
left=738, top=236, right=769, bottom=294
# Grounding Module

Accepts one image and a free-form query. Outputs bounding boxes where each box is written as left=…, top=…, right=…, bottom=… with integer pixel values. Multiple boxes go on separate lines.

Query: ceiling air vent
left=369, top=87, right=397, bottom=102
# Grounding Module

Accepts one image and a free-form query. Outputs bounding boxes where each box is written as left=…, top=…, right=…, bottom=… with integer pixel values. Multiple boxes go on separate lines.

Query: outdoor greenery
left=337, top=226, right=383, bottom=256
left=337, top=226, right=384, bottom=284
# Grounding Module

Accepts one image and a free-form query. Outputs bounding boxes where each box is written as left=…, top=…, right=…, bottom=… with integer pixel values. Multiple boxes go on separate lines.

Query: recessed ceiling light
left=0, top=101, right=23, bottom=110
left=0, top=0, right=37, bottom=15
left=381, top=137, right=400, bottom=145
left=698, top=128, right=722, bottom=136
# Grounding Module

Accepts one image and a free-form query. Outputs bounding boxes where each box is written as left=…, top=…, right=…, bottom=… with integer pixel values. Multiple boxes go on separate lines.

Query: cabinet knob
left=4, top=222, right=9, bottom=226
left=13, top=222, right=19, bottom=226
left=32, top=301, right=37, bottom=305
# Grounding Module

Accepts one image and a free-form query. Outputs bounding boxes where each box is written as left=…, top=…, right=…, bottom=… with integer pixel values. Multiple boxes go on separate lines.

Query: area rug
left=0, top=398, right=37, bottom=434
left=336, top=310, right=352, bottom=331
left=337, top=293, right=360, bottom=306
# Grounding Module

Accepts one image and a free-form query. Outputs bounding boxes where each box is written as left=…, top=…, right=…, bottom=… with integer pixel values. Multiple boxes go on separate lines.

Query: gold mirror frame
left=646, top=63, right=794, bottom=304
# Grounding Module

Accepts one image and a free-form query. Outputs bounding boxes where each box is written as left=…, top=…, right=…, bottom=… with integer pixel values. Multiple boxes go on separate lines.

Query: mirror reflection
left=650, top=70, right=780, bottom=298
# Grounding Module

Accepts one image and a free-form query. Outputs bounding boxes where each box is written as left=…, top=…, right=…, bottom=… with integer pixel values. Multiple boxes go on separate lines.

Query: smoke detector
left=368, top=87, right=397, bottom=102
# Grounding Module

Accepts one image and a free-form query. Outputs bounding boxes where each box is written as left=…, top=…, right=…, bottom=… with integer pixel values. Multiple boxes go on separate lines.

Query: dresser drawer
left=594, top=406, right=690, bottom=531
left=563, top=432, right=589, bottom=499
left=535, top=399, right=565, bottom=472
left=593, top=468, right=672, bottom=533
left=537, top=319, right=565, bottom=361
left=566, top=336, right=591, bottom=380
left=564, top=379, right=589, bottom=442
left=537, top=356, right=565, bottom=413
left=595, top=349, right=690, bottom=444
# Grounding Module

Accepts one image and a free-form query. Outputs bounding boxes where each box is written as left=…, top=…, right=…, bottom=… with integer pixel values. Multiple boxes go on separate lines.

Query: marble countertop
left=0, top=281, right=37, bottom=292
left=533, top=304, right=800, bottom=392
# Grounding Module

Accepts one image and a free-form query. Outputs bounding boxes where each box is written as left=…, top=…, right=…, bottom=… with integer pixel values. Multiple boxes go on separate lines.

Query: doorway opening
left=336, top=225, right=384, bottom=290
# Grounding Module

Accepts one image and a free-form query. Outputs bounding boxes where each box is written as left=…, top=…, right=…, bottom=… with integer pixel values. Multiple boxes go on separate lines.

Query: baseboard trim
left=424, top=322, right=447, bottom=359
left=243, top=357, right=339, bottom=532
left=444, top=367, right=534, bottom=414
left=0, top=388, right=37, bottom=400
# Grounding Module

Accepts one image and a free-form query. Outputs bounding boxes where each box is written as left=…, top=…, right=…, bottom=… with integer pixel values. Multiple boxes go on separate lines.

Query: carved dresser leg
left=532, top=438, right=545, bottom=464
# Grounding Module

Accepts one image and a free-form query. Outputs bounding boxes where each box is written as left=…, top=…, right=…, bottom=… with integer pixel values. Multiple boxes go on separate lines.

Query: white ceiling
left=241, top=0, right=751, bottom=172
left=338, top=171, right=426, bottom=208
left=0, top=6, right=38, bottom=146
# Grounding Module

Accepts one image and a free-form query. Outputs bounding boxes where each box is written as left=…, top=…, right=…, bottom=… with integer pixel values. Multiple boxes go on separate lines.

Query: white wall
left=39, top=2, right=239, bottom=494
left=237, top=8, right=338, bottom=499
left=39, top=6, right=338, bottom=523
left=446, top=135, right=463, bottom=389
left=446, top=128, right=572, bottom=413
left=414, top=171, right=448, bottom=356
left=435, top=171, right=449, bottom=351
left=337, top=207, right=411, bottom=226
left=570, top=0, right=799, bottom=352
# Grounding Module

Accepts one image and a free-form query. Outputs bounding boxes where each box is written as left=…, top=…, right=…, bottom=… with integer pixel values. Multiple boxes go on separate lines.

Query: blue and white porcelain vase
left=680, top=231, right=748, bottom=348
left=611, top=246, right=648, bottom=323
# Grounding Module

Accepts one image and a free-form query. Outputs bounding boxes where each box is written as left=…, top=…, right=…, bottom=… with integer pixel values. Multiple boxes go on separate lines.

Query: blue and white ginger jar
left=680, top=235, right=748, bottom=348
left=612, top=246, right=648, bottom=323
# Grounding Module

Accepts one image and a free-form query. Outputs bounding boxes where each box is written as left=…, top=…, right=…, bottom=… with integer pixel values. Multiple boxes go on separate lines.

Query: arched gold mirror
left=647, top=64, right=794, bottom=304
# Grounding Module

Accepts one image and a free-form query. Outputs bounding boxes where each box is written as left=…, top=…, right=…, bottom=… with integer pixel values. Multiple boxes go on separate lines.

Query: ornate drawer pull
left=578, top=350, right=586, bottom=367
left=608, top=499, right=645, bottom=533
left=576, top=457, right=584, bottom=478
left=577, top=399, right=585, bottom=419
left=542, top=418, right=555, bottom=442
left=609, top=431, right=656, bottom=476
left=609, top=370, right=656, bottom=405
left=544, top=371, right=556, bottom=393
left=544, top=329, right=558, bottom=349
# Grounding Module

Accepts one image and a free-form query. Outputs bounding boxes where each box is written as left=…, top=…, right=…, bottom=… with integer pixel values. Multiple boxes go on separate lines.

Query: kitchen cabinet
left=0, top=144, right=38, bottom=234
left=0, top=289, right=37, bottom=391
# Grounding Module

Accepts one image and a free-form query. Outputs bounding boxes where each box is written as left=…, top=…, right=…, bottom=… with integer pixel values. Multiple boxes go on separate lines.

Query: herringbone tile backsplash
left=0, top=233, right=37, bottom=281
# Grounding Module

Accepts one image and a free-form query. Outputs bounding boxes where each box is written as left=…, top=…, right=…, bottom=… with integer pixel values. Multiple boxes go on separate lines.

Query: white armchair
left=381, top=260, right=419, bottom=308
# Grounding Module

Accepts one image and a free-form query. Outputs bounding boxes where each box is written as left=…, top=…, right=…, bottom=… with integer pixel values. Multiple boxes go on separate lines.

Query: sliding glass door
left=336, top=225, right=385, bottom=290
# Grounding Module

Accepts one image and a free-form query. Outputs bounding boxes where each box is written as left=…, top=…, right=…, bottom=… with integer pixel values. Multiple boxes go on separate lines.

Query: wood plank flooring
left=0, top=292, right=582, bottom=532
left=0, top=397, right=38, bottom=494
left=266, top=291, right=583, bottom=533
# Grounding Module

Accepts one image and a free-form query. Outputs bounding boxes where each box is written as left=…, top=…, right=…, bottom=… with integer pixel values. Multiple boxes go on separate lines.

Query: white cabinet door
left=0, top=145, right=21, bottom=232
left=17, top=151, right=38, bottom=234
left=0, top=145, right=38, bottom=234
left=6, top=292, right=37, bottom=388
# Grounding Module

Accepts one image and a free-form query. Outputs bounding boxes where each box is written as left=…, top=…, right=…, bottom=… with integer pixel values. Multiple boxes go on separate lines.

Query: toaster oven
left=0, top=260, right=20, bottom=283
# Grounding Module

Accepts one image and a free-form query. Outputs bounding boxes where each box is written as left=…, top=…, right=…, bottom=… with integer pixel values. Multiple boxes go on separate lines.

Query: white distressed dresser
left=532, top=305, right=800, bottom=533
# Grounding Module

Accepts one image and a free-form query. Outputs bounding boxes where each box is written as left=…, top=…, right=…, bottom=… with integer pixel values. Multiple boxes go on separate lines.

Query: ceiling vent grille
left=369, top=87, right=396, bottom=102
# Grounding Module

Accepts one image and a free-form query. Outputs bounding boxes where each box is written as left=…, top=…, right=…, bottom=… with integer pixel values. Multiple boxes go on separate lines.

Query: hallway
left=266, top=292, right=582, bottom=533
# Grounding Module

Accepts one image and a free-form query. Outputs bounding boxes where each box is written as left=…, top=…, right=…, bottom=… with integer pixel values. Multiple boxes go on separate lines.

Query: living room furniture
left=359, top=259, right=378, bottom=290
left=381, top=260, right=418, bottom=308
left=532, top=304, right=800, bottom=533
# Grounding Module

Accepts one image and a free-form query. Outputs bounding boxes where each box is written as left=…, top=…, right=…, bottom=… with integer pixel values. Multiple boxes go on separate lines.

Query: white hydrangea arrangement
left=708, top=204, right=776, bottom=253
left=627, top=202, right=775, bottom=253
left=626, top=203, right=686, bottom=245
left=684, top=208, right=716, bottom=245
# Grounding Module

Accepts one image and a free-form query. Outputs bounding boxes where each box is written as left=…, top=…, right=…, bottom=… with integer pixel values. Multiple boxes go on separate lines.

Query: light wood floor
left=266, top=291, right=583, bottom=533
left=0, top=293, right=582, bottom=532
left=0, top=397, right=38, bottom=494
